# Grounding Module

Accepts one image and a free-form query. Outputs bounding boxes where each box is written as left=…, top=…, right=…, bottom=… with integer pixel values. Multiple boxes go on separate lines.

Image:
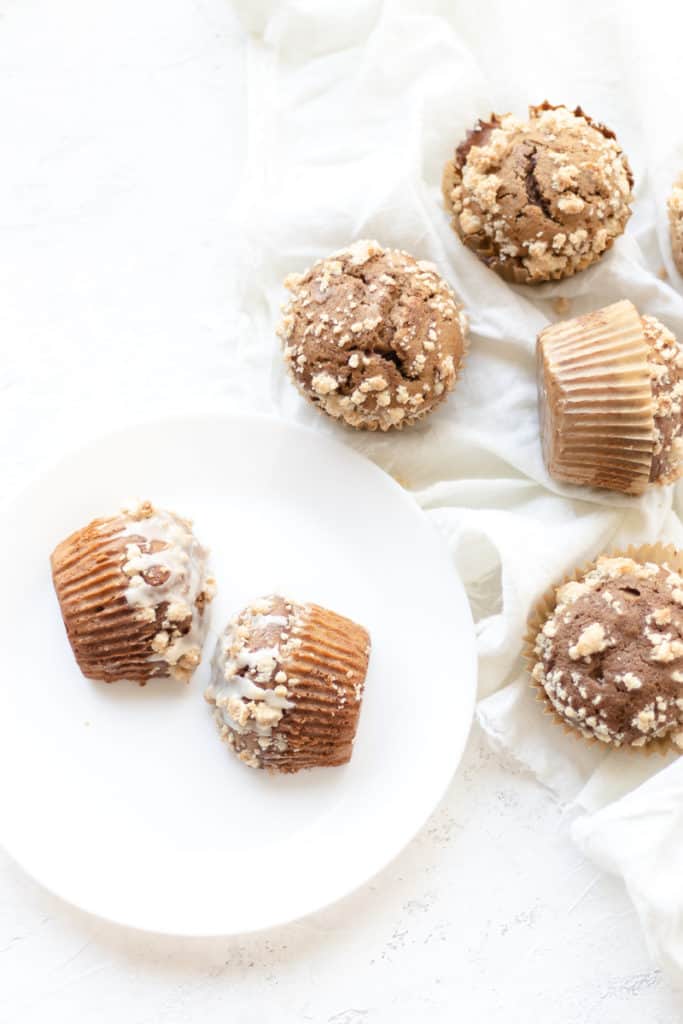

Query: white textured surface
left=4, top=728, right=683, bottom=1023
left=3, top=0, right=683, bottom=1020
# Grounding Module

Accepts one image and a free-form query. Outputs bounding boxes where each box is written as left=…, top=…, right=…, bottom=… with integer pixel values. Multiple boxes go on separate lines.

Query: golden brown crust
left=443, top=102, right=633, bottom=284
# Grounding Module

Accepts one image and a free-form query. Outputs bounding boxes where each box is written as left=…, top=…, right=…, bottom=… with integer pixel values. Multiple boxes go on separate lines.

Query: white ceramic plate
left=0, top=415, right=476, bottom=936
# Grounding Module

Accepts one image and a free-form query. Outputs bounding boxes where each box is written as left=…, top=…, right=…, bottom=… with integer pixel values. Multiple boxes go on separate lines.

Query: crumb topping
left=537, top=300, right=661, bottom=495
left=276, top=240, right=467, bottom=431
left=643, top=315, right=683, bottom=484
left=205, top=595, right=298, bottom=768
left=118, top=501, right=215, bottom=682
left=532, top=555, right=683, bottom=747
left=205, top=595, right=370, bottom=772
left=569, top=622, right=610, bottom=660
left=443, top=102, right=633, bottom=284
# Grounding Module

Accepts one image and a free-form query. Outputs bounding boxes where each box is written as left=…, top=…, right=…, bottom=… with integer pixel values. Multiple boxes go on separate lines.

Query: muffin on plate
left=277, top=239, right=468, bottom=431
left=669, top=173, right=683, bottom=276
left=528, top=550, right=683, bottom=750
left=537, top=300, right=683, bottom=494
left=51, top=501, right=215, bottom=684
left=206, top=594, right=370, bottom=772
left=442, top=102, right=633, bottom=283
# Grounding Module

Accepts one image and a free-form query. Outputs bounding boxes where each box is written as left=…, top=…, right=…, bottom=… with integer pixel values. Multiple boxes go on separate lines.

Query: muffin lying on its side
left=51, top=501, right=215, bottom=684
left=206, top=594, right=370, bottom=772
left=537, top=300, right=683, bottom=494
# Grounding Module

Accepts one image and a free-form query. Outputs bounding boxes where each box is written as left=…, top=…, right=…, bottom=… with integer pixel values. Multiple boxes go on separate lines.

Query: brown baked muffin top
left=532, top=556, right=683, bottom=749
left=276, top=240, right=467, bottom=431
left=443, top=102, right=633, bottom=284
left=644, top=315, right=683, bottom=484
left=669, top=174, right=683, bottom=276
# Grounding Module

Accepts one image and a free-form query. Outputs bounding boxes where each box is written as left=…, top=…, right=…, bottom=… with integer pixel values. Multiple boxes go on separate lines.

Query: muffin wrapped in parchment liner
left=537, top=300, right=683, bottom=494
left=206, top=594, right=370, bottom=772
left=51, top=501, right=215, bottom=684
left=442, top=102, right=633, bottom=284
left=524, top=544, right=683, bottom=754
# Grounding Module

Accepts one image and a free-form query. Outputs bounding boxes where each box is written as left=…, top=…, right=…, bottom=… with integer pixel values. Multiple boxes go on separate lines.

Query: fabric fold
left=231, top=0, right=683, bottom=971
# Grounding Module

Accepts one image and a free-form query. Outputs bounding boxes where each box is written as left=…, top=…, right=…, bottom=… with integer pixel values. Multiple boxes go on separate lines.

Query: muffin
left=537, top=300, right=683, bottom=494
left=276, top=239, right=468, bottom=431
left=51, top=501, right=215, bottom=683
left=442, top=102, right=633, bottom=283
left=669, top=173, right=683, bottom=276
left=206, top=595, right=370, bottom=772
left=530, top=553, right=683, bottom=750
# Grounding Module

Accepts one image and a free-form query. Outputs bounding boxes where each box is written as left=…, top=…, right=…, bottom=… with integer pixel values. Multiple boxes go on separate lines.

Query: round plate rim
left=0, top=412, right=477, bottom=937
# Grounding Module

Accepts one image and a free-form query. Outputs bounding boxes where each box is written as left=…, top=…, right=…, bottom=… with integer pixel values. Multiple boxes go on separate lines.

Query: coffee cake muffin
left=442, top=102, right=633, bottom=283
left=277, top=240, right=468, bottom=430
left=52, top=501, right=215, bottom=684
left=531, top=553, right=683, bottom=749
left=206, top=595, right=370, bottom=772
left=669, top=173, right=683, bottom=276
left=538, top=300, right=683, bottom=494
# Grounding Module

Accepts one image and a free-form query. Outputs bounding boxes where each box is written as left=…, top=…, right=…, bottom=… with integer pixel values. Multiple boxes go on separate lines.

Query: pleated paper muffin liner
left=523, top=543, right=683, bottom=756
left=51, top=505, right=213, bottom=684
left=537, top=300, right=655, bottom=495
left=51, top=515, right=164, bottom=684
left=277, top=603, right=371, bottom=770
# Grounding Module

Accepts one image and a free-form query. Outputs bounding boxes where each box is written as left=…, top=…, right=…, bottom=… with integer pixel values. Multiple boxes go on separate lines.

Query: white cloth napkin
left=229, top=0, right=683, bottom=969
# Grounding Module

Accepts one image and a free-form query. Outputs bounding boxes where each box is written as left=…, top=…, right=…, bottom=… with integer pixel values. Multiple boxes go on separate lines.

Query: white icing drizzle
left=205, top=597, right=297, bottom=759
left=117, top=501, right=215, bottom=681
left=249, top=614, right=288, bottom=630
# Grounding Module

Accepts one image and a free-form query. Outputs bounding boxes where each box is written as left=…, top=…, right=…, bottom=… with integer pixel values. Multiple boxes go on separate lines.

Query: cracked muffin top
left=276, top=239, right=468, bottom=431
left=532, top=555, right=683, bottom=749
left=442, top=102, right=633, bottom=284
